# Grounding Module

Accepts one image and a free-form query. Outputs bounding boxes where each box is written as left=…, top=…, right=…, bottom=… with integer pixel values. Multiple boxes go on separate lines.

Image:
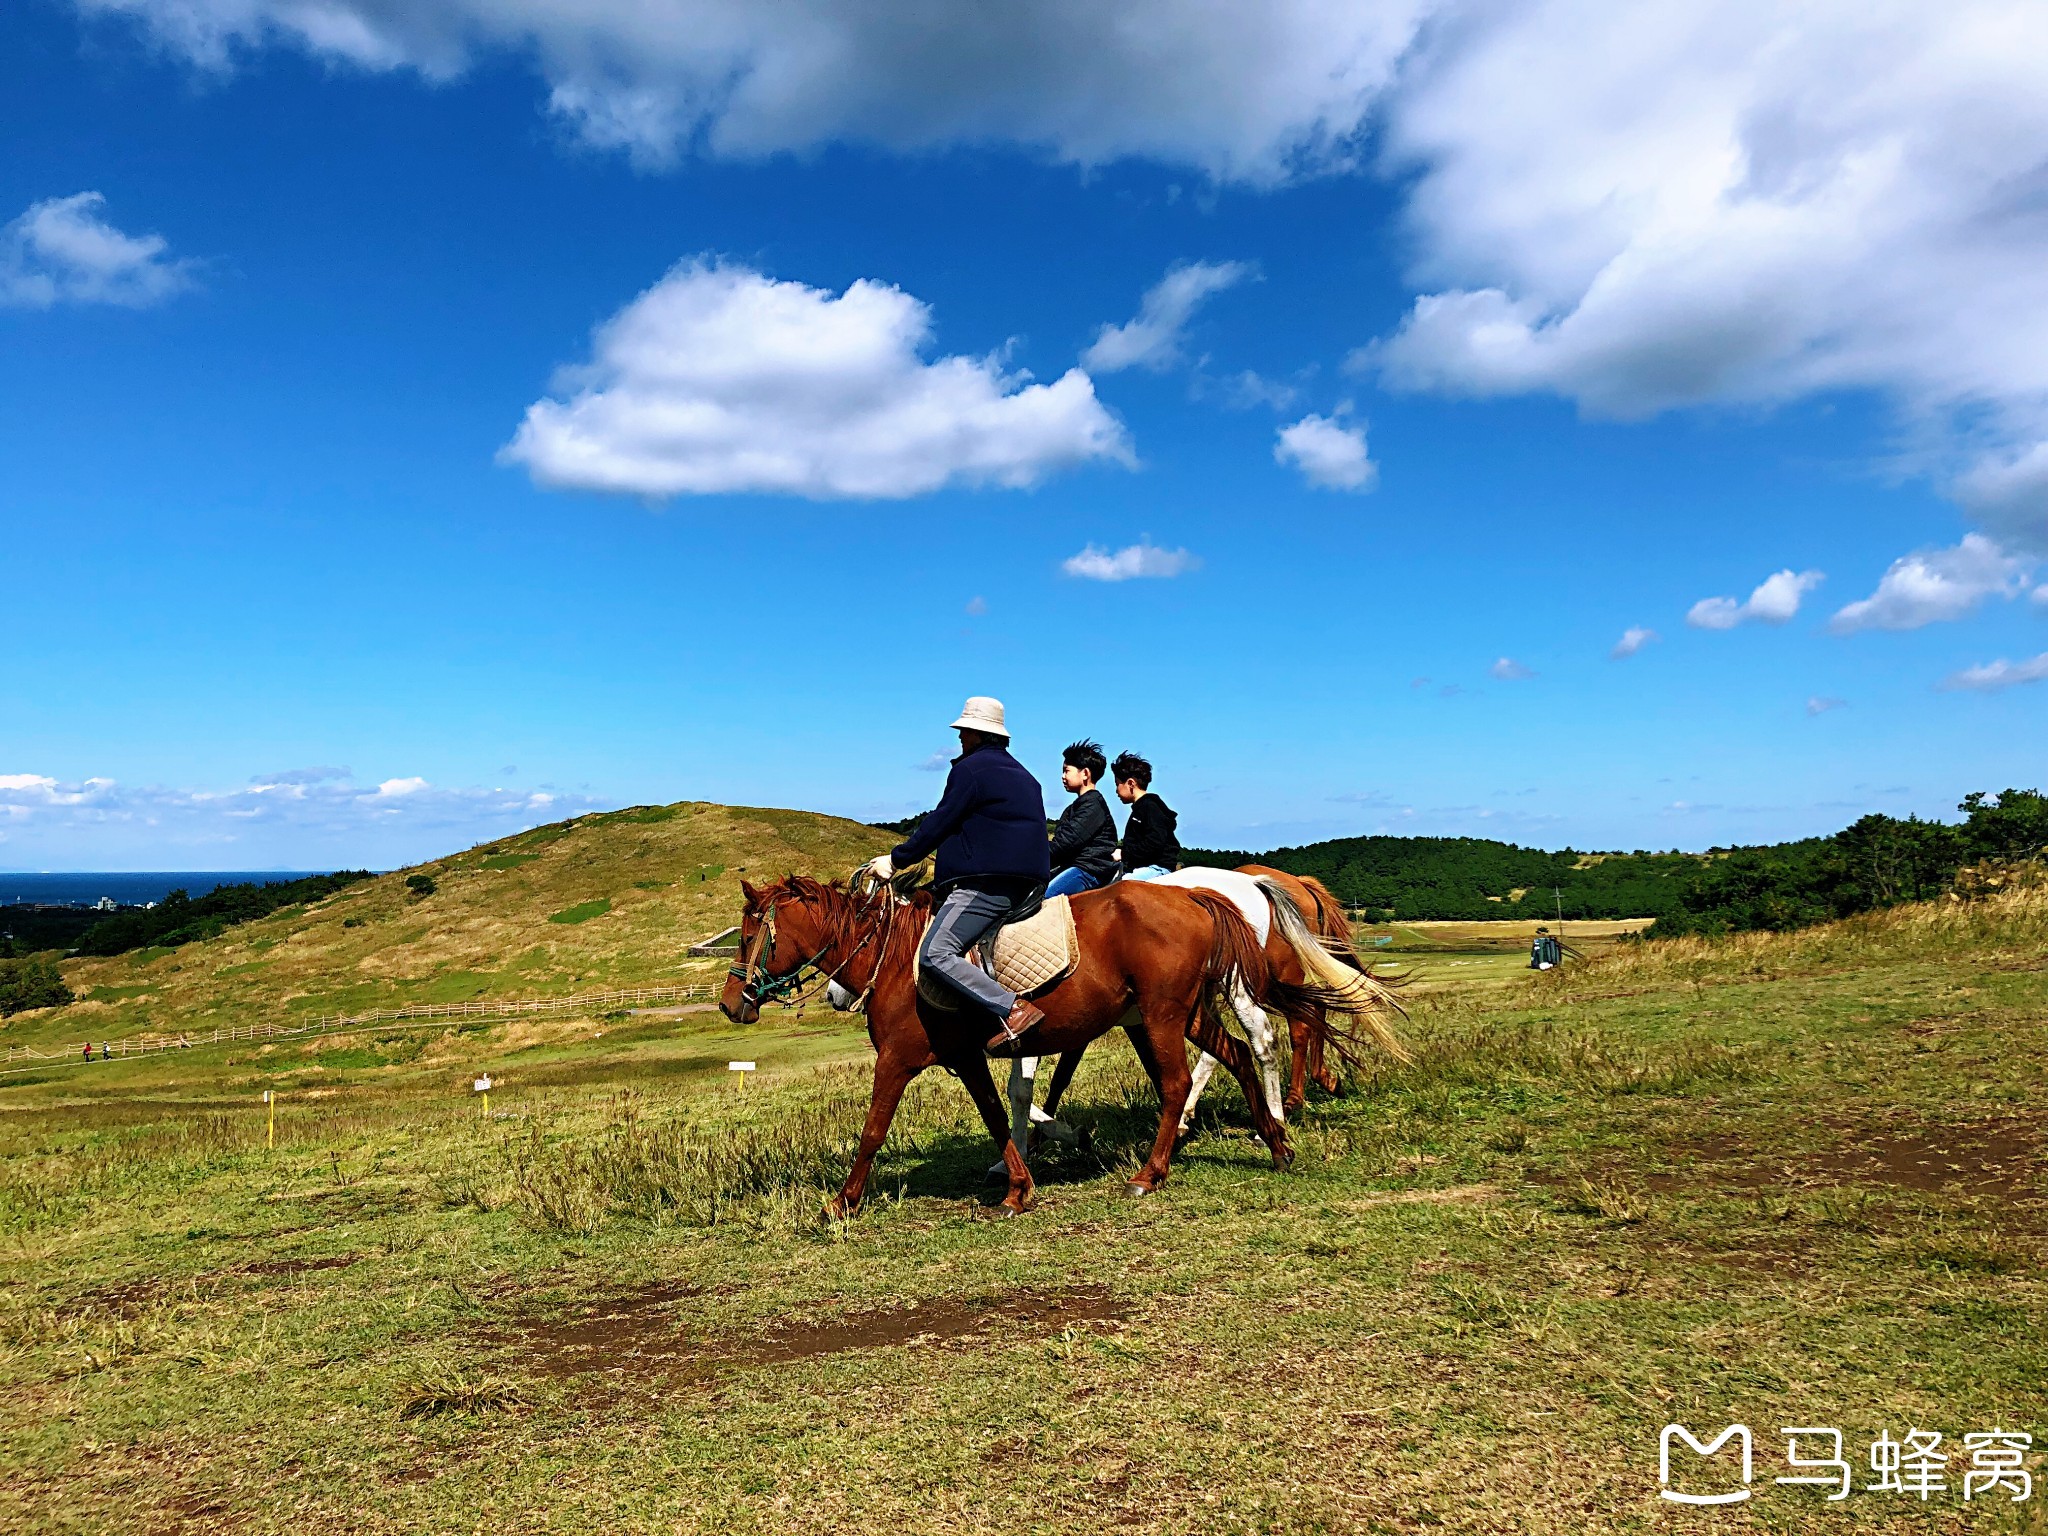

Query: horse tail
left=1185, top=889, right=1271, bottom=998
left=1294, top=874, right=1358, bottom=954
left=1251, top=876, right=1411, bottom=1066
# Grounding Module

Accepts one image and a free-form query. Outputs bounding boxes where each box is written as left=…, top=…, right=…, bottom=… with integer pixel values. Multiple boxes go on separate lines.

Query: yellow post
left=474, top=1074, right=493, bottom=1121
left=263, top=1090, right=275, bottom=1149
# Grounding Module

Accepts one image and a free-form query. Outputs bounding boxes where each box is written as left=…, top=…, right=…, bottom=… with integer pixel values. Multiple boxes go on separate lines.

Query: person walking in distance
left=1112, top=751, right=1181, bottom=880
left=865, top=697, right=1052, bottom=1052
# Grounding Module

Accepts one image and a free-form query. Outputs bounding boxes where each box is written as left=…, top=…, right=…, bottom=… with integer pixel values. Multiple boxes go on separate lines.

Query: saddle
left=914, top=892, right=1078, bottom=1011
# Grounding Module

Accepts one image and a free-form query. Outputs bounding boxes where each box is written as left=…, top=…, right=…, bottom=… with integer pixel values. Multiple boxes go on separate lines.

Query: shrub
left=405, top=874, right=437, bottom=899
left=0, top=957, right=72, bottom=1016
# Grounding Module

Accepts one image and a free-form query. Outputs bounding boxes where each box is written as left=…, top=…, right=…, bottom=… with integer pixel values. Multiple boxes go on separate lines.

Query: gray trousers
left=921, top=883, right=1021, bottom=1018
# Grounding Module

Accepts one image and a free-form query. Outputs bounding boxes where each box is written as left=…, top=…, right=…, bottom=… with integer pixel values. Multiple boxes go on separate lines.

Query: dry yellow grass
left=1554, top=881, right=2048, bottom=993
left=4, top=802, right=890, bottom=1049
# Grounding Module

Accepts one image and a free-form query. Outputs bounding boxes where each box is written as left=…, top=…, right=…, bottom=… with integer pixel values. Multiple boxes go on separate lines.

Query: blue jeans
left=920, top=882, right=1021, bottom=1018
left=1123, top=865, right=1172, bottom=882
left=1045, top=866, right=1102, bottom=899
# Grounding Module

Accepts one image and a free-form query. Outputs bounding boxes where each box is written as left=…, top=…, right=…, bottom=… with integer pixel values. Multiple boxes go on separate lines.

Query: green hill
left=4, top=802, right=889, bottom=1048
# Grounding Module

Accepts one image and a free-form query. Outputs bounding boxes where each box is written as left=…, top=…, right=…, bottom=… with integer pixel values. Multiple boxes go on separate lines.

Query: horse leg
left=988, top=1055, right=1041, bottom=1178
left=829, top=1048, right=922, bottom=1219
left=1038, top=1043, right=1086, bottom=1120
left=1179, top=1050, right=1221, bottom=1138
left=947, top=1048, right=1036, bottom=1214
left=1127, top=1004, right=1195, bottom=1197
left=1190, top=1010, right=1293, bottom=1171
left=1231, top=977, right=1286, bottom=1127
left=1284, top=1010, right=1309, bottom=1113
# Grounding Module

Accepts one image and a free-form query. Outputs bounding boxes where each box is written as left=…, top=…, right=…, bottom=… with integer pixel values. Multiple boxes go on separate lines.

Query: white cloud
left=0, top=769, right=606, bottom=863
left=1364, top=0, right=2048, bottom=552
left=1082, top=260, right=1255, bottom=374
left=0, top=192, right=195, bottom=309
left=1687, top=568, right=1824, bottom=630
left=1609, top=625, right=1658, bottom=659
left=501, top=259, right=1132, bottom=500
left=1806, top=695, right=1847, bottom=716
left=1274, top=411, right=1376, bottom=491
left=76, top=0, right=1428, bottom=181
left=73, top=2, right=2048, bottom=546
left=1489, top=656, right=1534, bottom=681
left=1829, top=533, right=2030, bottom=633
left=1061, top=540, right=1199, bottom=581
left=1938, top=652, right=2048, bottom=692
left=964, top=595, right=988, bottom=616
left=1204, top=369, right=1303, bottom=412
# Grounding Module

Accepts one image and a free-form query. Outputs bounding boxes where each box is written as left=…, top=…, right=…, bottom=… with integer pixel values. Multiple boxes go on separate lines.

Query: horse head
left=719, top=875, right=860, bottom=1023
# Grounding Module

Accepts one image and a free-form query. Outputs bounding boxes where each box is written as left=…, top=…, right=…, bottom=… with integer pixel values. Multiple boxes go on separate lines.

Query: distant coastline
left=0, top=872, right=325, bottom=908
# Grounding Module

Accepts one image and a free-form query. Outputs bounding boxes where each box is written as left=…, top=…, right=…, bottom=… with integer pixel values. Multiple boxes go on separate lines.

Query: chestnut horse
left=718, top=875, right=1297, bottom=1216
left=1027, top=867, right=1405, bottom=1142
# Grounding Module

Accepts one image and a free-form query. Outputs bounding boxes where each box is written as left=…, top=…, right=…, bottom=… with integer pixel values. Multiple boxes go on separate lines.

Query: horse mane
left=761, top=872, right=925, bottom=985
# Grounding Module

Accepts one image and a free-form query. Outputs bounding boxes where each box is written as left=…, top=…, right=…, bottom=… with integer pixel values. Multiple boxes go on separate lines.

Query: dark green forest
left=66, top=870, right=374, bottom=958
left=1188, top=790, right=2048, bottom=934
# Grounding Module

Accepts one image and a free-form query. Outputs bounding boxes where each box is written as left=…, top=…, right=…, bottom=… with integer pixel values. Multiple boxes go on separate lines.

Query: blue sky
left=5, top=0, right=2048, bottom=870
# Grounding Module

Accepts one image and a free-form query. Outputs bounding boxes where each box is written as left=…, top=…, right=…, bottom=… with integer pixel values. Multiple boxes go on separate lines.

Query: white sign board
left=728, top=1061, right=756, bottom=1073
left=473, top=1074, right=493, bottom=1093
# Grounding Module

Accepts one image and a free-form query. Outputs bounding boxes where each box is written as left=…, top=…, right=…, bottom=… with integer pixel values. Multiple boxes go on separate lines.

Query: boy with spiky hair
left=1112, top=750, right=1181, bottom=880
left=1045, top=739, right=1117, bottom=899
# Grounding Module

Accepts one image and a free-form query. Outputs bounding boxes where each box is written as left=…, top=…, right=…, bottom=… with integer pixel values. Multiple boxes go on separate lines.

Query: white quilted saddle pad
left=914, top=895, right=1078, bottom=1009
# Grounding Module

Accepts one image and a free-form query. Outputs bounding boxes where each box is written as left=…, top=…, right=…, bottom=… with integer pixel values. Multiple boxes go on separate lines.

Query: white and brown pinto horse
left=1014, top=867, right=1405, bottom=1150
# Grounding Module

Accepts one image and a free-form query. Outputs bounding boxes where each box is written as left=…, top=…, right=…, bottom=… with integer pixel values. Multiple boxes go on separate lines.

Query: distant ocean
left=0, top=872, right=319, bottom=907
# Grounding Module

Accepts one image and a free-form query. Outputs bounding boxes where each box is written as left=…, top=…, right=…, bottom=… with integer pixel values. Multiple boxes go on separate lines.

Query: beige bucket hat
left=949, top=696, right=1009, bottom=737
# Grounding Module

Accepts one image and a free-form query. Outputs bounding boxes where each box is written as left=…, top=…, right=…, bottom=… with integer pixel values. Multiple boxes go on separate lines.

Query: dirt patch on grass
left=1340, top=1183, right=1500, bottom=1213
left=1560, top=1117, right=2048, bottom=1224
left=493, top=1281, right=1125, bottom=1383
left=745, top=1284, right=1125, bottom=1364
left=1806, top=1118, right=2044, bottom=1200
left=239, top=1253, right=360, bottom=1278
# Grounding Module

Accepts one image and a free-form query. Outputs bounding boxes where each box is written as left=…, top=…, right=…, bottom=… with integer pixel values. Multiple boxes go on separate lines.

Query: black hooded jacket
left=1120, top=793, right=1181, bottom=872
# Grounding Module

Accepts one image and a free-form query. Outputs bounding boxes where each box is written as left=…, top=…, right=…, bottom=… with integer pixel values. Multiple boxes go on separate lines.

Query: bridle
left=728, top=874, right=903, bottom=1015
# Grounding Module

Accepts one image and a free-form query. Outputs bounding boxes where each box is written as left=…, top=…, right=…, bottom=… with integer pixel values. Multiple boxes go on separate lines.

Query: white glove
left=865, top=855, right=896, bottom=881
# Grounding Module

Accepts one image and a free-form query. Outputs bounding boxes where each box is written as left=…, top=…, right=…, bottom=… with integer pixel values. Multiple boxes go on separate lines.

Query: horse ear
left=740, top=878, right=759, bottom=902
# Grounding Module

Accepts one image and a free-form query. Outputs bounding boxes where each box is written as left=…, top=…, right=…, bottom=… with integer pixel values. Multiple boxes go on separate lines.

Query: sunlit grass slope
left=3, top=887, right=2045, bottom=1533
left=6, top=803, right=890, bottom=1049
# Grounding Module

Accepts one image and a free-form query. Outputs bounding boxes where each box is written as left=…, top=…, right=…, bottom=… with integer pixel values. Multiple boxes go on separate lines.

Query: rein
left=729, top=875, right=904, bottom=1014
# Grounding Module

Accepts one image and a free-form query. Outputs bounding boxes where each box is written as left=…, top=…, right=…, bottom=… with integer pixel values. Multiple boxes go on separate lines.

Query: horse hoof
left=1271, top=1147, right=1295, bottom=1172
left=1124, top=1181, right=1155, bottom=1199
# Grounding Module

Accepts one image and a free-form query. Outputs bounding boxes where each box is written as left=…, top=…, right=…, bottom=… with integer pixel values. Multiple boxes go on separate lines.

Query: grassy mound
left=2, top=802, right=889, bottom=1050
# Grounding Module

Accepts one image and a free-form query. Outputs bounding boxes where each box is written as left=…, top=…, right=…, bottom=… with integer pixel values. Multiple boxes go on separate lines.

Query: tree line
left=1188, top=789, right=2048, bottom=934
left=67, top=870, right=375, bottom=957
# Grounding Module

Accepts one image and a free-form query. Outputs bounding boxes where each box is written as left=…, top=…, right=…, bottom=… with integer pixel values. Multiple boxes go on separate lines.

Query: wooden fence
left=1, top=983, right=721, bottom=1074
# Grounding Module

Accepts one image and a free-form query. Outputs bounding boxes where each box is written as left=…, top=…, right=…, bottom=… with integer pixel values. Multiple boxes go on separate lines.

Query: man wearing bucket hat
left=865, top=697, right=1052, bottom=1050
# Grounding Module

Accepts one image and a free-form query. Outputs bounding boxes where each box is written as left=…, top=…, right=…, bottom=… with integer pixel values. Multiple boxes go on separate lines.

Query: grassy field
left=1, top=802, right=890, bottom=1063
left=3, top=844, right=2046, bottom=1532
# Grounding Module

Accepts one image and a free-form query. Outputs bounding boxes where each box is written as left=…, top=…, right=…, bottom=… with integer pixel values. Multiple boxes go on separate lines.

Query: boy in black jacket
left=1112, top=750, right=1181, bottom=879
left=1046, top=739, right=1118, bottom=898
